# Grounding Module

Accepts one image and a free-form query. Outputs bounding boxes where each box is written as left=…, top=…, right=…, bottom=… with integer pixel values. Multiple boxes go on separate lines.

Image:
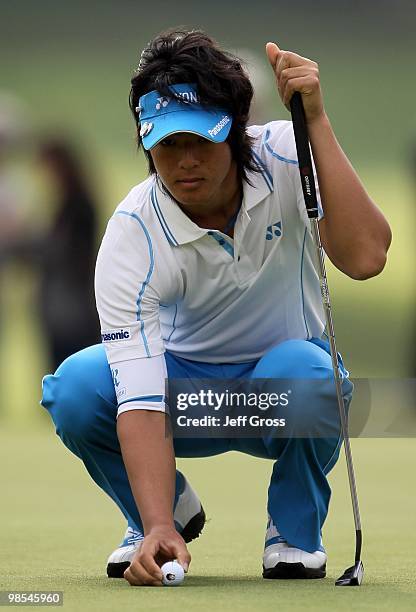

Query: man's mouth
left=177, top=177, right=204, bottom=183
left=176, top=178, right=204, bottom=188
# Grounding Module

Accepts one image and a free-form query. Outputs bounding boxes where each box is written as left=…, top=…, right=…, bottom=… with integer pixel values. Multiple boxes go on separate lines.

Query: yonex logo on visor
left=154, top=92, right=199, bottom=112
left=174, top=91, right=200, bottom=104
left=156, top=97, right=170, bottom=110
left=138, top=83, right=233, bottom=149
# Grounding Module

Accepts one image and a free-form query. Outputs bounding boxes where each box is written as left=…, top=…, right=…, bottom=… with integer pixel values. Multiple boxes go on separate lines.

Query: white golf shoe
left=262, top=515, right=327, bottom=579
left=106, top=473, right=205, bottom=577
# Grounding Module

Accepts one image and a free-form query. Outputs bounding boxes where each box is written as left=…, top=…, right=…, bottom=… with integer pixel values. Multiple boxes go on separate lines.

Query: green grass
left=1, top=425, right=415, bottom=611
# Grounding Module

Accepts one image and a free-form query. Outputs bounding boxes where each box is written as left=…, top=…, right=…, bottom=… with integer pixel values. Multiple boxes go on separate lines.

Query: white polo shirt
left=95, top=120, right=324, bottom=416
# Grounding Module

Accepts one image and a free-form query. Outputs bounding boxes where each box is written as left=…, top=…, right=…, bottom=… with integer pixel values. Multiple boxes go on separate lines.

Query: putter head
left=335, top=560, right=364, bottom=586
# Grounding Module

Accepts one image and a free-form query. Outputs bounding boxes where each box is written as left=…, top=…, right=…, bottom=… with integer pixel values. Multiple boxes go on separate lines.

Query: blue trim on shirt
left=167, top=304, right=178, bottom=342
left=151, top=186, right=178, bottom=246
left=263, top=129, right=298, bottom=165
left=115, top=210, right=154, bottom=357
left=251, top=150, right=274, bottom=191
left=300, top=227, right=310, bottom=338
left=118, top=395, right=165, bottom=408
left=207, top=231, right=234, bottom=257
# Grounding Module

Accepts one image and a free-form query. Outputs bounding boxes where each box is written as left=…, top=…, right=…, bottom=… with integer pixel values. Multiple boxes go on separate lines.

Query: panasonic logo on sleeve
left=101, top=328, right=131, bottom=342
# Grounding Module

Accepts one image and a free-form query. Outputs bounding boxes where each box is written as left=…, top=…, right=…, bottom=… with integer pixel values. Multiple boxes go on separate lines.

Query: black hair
left=129, top=28, right=260, bottom=183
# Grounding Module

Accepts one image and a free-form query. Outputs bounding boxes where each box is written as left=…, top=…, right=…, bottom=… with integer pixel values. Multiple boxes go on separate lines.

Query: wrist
left=306, top=110, right=331, bottom=131
left=145, top=521, right=176, bottom=535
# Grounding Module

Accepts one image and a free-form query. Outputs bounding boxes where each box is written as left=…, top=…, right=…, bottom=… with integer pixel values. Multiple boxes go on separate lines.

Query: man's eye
left=160, top=138, right=175, bottom=146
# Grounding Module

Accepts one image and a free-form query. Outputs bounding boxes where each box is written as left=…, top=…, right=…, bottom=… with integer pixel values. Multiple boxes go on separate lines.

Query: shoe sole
left=180, top=504, right=206, bottom=544
left=106, top=505, right=206, bottom=578
left=263, top=562, right=326, bottom=579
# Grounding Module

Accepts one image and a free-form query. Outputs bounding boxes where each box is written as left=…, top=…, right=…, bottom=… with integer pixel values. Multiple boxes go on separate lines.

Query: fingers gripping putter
left=290, top=92, right=364, bottom=587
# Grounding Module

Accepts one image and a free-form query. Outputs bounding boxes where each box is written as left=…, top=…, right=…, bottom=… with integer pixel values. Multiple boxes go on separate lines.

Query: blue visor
left=136, top=83, right=233, bottom=150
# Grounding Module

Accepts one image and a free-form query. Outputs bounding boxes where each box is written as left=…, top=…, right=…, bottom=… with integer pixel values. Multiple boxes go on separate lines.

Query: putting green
left=1, top=425, right=415, bottom=611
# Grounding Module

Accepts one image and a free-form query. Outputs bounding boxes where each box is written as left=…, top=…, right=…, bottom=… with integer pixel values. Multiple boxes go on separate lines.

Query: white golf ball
left=161, top=560, right=185, bottom=586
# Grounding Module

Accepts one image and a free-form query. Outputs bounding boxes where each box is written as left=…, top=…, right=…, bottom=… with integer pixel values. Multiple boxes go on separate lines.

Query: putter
left=289, top=92, right=364, bottom=587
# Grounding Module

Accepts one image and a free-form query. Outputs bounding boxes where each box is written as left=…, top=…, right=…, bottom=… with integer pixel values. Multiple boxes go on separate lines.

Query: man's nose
left=178, top=146, right=200, bottom=169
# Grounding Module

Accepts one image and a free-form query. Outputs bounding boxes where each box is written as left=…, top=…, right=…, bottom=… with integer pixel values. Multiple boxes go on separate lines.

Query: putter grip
left=289, top=92, right=319, bottom=219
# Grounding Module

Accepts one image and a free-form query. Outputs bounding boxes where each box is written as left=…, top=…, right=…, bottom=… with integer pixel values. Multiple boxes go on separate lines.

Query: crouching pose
left=41, top=28, right=391, bottom=585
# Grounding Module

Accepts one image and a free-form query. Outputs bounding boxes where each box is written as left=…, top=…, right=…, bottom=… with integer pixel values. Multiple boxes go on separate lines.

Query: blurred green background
left=1, top=0, right=415, bottom=426
left=0, top=2, right=415, bottom=609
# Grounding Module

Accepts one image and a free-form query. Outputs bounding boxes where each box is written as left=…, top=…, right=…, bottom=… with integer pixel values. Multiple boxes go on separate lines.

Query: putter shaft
left=310, top=218, right=362, bottom=560
left=290, top=91, right=364, bottom=586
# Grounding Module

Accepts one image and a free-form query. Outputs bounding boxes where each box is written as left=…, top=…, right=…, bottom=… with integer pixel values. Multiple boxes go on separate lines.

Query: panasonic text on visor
left=208, top=115, right=230, bottom=137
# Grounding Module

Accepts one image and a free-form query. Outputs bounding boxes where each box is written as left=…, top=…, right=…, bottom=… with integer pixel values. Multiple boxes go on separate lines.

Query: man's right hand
left=123, top=525, right=191, bottom=586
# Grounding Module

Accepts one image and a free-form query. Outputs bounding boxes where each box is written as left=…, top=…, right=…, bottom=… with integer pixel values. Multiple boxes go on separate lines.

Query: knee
left=254, top=339, right=333, bottom=379
left=41, top=344, right=115, bottom=439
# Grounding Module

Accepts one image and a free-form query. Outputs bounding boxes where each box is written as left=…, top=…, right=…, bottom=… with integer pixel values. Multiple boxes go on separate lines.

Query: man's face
left=149, top=133, right=238, bottom=215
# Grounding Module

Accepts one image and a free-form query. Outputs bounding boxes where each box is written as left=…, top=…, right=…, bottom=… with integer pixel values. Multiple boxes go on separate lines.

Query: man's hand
left=266, top=42, right=325, bottom=125
left=123, top=525, right=191, bottom=586
left=264, top=42, right=391, bottom=278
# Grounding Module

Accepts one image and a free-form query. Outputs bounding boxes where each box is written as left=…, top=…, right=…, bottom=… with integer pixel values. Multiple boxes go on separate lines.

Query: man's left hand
left=266, top=42, right=325, bottom=125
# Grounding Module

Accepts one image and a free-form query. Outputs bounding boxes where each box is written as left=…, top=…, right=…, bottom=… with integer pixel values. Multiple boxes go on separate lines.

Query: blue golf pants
left=41, top=338, right=353, bottom=553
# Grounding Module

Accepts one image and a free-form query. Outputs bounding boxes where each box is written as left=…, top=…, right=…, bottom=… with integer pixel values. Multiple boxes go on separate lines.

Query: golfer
left=41, top=28, right=391, bottom=586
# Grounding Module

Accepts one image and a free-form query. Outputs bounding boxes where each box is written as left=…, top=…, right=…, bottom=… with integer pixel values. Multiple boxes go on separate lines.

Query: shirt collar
left=151, top=164, right=273, bottom=246
left=151, top=179, right=206, bottom=246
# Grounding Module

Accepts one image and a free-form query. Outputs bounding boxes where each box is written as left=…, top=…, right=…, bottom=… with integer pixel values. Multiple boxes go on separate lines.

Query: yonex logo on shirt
left=266, top=221, right=282, bottom=240
left=101, top=329, right=131, bottom=342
